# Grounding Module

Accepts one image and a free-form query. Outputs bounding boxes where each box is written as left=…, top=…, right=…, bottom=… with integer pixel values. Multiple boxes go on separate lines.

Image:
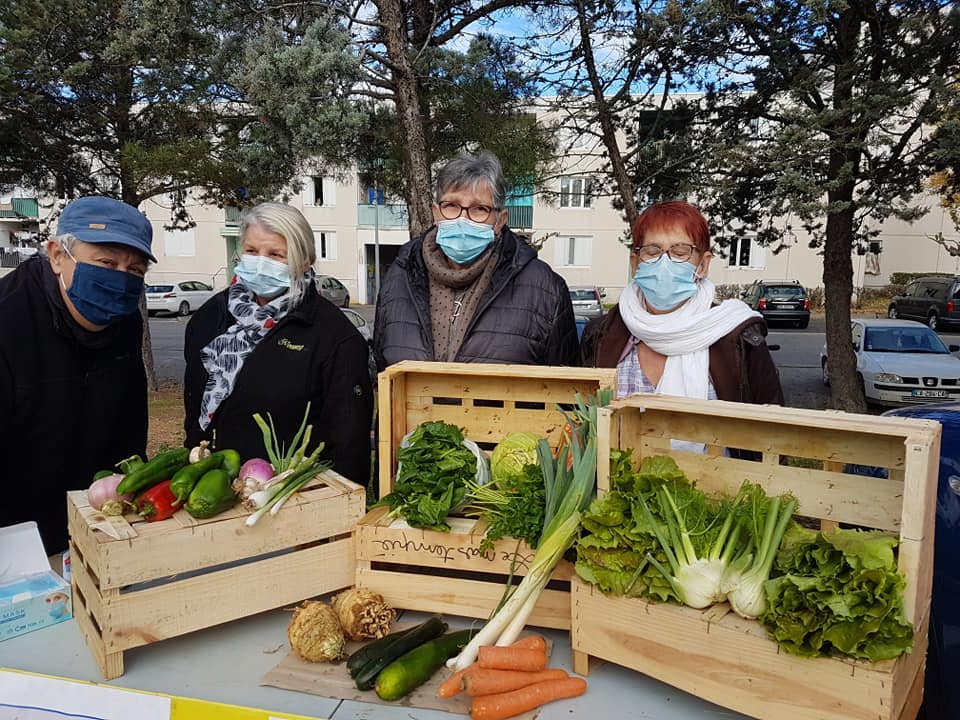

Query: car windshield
left=764, top=285, right=804, bottom=297
left=570, top=290, right=598, bottom=302
left=864, top=327, right=949, bottom=354
left=146, top=285, right=174, bottom=293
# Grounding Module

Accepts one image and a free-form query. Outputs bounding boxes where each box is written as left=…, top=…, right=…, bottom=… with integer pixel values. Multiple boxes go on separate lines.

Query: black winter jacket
left=183, top=286, right=373, bottom=485
left=0, top=257, right=147, bottom=554
left=374, top=227, right=578, bottom=369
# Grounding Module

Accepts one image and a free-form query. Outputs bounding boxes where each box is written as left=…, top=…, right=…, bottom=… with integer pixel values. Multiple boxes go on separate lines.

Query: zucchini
left=116, top=448, right=190, bottom=495
left=374, top=628, right=478, bottom=701
left=353, top=616, right=446, bottom=690
left=347, top=625, right=419, bottom=677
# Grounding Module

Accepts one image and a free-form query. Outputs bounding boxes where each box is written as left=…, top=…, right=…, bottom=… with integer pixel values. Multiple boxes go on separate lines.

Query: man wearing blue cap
left=0, top=196, right=153, bottom=555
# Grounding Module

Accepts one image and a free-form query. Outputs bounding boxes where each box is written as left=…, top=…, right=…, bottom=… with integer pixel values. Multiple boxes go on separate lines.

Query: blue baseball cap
left=57, top=196, right=156, bottom=262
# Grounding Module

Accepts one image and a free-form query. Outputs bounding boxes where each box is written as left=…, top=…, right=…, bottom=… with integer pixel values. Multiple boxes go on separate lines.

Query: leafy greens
left=376, top=421, right=478, bottom=531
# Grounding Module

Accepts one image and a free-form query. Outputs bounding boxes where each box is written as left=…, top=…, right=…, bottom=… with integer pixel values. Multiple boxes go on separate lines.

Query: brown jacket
left=579, top=306, right=784, bottom=405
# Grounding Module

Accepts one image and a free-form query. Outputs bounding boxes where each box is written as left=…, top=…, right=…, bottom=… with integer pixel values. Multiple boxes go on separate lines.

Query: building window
left=554, top=235, right=592, bottom=267
left=314, top=230, right=337, bottom=261
left=302, top=176, right=337, bottom=207
left=163, top=228, right=195, bottom=257
left=559, top=177, right=593, bottom=209
left=727, top=235, right=765, bottom=269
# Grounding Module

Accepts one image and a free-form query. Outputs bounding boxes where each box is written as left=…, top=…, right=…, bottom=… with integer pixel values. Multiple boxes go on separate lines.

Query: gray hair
left=55, top=233, right=78, bottom=252
left=240, top=203, right=316, bottom=305
left=434, top=151, right=508, bottom=209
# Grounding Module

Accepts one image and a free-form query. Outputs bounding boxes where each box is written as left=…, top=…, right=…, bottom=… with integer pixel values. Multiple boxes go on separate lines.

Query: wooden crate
left=68, top=470, right=365, bottom=680
left=356, top=361, right=616, bottom=630
left=571, top=394, right=941, bottom=720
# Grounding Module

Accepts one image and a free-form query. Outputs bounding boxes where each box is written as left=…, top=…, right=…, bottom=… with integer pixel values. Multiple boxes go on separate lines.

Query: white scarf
left=618, top=278, right=761, bottom=401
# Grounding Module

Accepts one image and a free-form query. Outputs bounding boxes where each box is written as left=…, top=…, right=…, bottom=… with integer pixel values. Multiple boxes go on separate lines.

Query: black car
left=887, top=276, right=960, bottom=331
left=741, top=279, right=810, bottom=328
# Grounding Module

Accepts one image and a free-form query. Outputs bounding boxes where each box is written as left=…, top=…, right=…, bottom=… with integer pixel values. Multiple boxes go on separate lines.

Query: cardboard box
left=0, top=522, right=72, bottom=641
left=571, top=394, right=941, bottom=720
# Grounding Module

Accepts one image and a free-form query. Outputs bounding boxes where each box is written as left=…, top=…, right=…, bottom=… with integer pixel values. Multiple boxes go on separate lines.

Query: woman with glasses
left=581, top=200, right=782, bottom=407
left=374, top=151, right=578, bottom=369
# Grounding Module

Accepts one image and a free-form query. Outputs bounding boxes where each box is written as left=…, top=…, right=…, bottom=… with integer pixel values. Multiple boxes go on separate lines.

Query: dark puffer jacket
left=374, top=227, right=578, bottom=369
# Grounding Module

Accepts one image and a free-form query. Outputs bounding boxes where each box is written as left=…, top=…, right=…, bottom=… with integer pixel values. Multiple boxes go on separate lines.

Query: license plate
left=773, top=303, right=795, bottom=308
left=912, top=389, right=949, bottom=398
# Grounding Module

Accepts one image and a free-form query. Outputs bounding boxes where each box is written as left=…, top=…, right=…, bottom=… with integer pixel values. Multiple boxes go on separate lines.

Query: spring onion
left=449, top=390, right=611, bottom=670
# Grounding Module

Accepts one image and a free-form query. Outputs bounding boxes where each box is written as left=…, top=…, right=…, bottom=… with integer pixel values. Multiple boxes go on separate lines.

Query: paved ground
left=149, top=307, right=960, bottom=412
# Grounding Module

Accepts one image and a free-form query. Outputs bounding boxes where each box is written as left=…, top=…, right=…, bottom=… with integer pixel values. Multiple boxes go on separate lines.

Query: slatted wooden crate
left=68, top=470, right=365, bottom=680
left=356, top=361, right=616, bottom=630
left=571, top=394, right=940, bottom=720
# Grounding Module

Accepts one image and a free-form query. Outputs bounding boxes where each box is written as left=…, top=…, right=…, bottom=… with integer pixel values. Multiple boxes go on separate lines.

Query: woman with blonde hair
left=183, top=202, right=373, bottom=484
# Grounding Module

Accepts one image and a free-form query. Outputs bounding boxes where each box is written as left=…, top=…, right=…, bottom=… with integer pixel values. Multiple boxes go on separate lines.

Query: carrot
left=464, top=667, right=568, bottom=697
left=437, top=665, right=474, bottom=699
left=509, top=635, right=546, bottom=653
left=469, top=677, right=588, bottom=720
left=438, top=637, right=545, bottom=699
left=477, top=645, right=547, bottom=672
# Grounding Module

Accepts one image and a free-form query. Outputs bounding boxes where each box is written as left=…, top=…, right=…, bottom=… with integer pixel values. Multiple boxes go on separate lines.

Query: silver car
left=569, top=285, right=605, bottom=320
left=820, top=318, right=960, bottom=406
left=318, top=275, right=350, bottom=307
left=146, top=280, right=215, bottom=316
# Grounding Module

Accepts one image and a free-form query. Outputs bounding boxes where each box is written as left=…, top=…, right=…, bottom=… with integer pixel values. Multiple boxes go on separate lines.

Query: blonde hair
left=240, top=203, right=316, bottom=304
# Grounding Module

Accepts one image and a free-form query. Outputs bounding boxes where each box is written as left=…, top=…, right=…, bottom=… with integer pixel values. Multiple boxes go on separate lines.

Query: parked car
left=340, top=307, right=377, bottom=385
left=318, top=275, right=350, bottom=307
left=741, top=279, right=810, bottom=328
left=569, top=285, right=605, bottom=320
left=146, top=280, right=215, bottom=316
left=887, top=275, right=960, bottom=330
left=820, top=318, right=960, bottom=406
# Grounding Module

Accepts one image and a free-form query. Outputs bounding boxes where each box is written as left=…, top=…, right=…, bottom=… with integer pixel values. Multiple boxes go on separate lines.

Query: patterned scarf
left=422, top=230, right=500, bottom=361
left=198, top=279, right=305, bottom=430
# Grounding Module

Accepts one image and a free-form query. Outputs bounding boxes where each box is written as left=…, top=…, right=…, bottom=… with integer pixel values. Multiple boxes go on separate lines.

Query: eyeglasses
left=438, top=201, right=496, bottom=223
left=633, top=243, right=698, bottom=263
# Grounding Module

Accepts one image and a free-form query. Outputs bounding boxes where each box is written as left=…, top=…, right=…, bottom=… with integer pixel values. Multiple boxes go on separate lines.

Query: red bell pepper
left=136, top=479, right=182, bottom=522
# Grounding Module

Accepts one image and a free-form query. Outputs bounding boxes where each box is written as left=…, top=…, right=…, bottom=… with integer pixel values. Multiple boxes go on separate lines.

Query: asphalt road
left=149, top=309, right=960, bottom=411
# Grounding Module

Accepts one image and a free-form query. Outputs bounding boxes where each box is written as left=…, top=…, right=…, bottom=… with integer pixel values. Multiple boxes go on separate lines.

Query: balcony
left=507, top=205, right=533, bottom=230
left=357, top=204, right=409, bottom=228
left=224, top=206, right=243, bottom=225
left=0, top=198, right=39, bottom=219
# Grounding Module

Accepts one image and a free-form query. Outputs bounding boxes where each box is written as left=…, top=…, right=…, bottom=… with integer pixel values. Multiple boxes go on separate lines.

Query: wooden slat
left=71, top=577, right=123, bottom=680
left=355, top=511, right=572, bottom=580
left=357, top=566, right=571, bottom=630
left=102, top=538, right=355, bottom=653
left=629, top=441, right=904, bottom=531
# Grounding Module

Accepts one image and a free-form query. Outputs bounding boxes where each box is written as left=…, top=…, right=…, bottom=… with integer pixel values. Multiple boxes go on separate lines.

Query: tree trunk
left=823, top=8, right=865, bottom=414
left=140, top=292, right=158, bottom=392
left=575, top=0, right=638, bottom=227
left=377, top=0, right=434, bottom=238
left=823, top=197, right=862, bottom=413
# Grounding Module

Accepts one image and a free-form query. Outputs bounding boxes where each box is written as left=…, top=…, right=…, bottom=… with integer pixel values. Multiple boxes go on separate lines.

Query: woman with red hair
left=580, top=200, right=782, bottom=409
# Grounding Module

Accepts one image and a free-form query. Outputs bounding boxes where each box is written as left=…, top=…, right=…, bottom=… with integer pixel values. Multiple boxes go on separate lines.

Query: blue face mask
left=436, top=217, right=496, bottom=265
left=632, top=255, right=699, bottom=311
left=234, top=254, right=291, bottom=299
left=60, top=245, right=144, bottom=326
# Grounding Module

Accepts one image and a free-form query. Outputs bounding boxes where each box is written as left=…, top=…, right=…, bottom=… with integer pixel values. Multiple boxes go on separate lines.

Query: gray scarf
left=422, top=230, right=501, bottom=361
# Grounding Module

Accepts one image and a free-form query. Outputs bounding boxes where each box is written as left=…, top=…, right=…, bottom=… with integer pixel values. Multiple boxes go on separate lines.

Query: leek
left=449, top=390, right=610, bottom=670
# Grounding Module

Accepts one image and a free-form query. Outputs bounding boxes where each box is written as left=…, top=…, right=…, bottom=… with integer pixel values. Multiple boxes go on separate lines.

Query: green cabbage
left=490, top=432, right=542, bottom=489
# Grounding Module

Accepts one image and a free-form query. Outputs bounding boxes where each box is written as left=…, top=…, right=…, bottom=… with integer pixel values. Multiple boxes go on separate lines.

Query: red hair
left=631, top=200, right=710, bottom=253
